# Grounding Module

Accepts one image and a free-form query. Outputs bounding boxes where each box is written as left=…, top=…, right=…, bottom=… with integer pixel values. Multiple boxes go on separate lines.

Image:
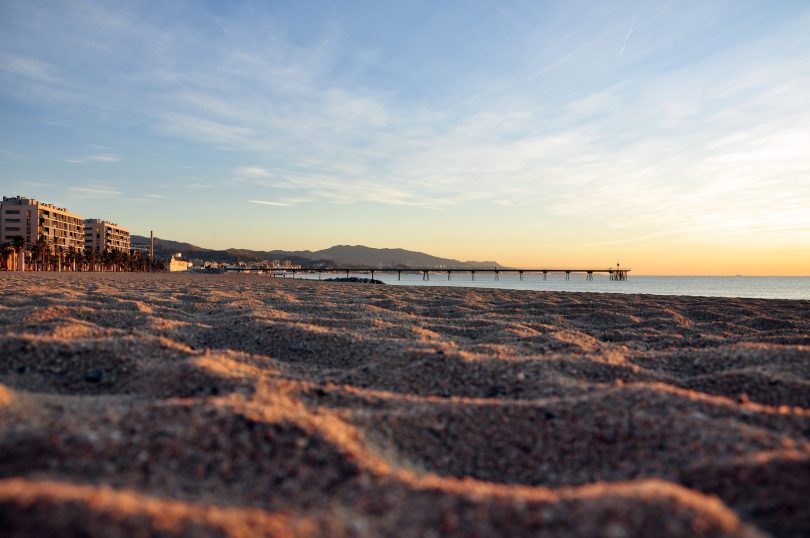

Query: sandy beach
left=0, top=272, right=808, bottom=537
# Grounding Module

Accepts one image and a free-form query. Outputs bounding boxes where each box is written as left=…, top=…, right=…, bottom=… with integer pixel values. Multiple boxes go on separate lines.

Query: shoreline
left=1, top=272, right=808, bottom=536
left=4, top=270, right=810, bottom=300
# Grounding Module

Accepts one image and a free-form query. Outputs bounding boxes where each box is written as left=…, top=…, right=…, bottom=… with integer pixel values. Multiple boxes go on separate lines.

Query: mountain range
left=130, top=235, right=501, bottom=269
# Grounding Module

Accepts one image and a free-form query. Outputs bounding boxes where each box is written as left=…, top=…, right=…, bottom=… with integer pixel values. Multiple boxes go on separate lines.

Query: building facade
left=84, top=219, right=131, bottom=254
left=168, top=254, right=191, bottom=272
left=0, top=195, right=84, bottom=250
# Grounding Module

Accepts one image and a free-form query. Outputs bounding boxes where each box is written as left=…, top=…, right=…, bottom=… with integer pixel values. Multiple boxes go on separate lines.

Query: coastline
left=295, top=272, right=810, bottom=300
left=1, top=272, right=808, bottom=537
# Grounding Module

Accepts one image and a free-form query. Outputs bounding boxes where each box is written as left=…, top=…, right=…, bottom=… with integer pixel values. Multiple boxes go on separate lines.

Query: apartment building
left=84, top=219, right=131, bottom=254
left=0, top=195, right=85, bottom=250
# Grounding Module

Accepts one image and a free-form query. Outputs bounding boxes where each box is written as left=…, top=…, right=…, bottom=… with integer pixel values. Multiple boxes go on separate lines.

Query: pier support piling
left=256, top=265, right=627, bottom=282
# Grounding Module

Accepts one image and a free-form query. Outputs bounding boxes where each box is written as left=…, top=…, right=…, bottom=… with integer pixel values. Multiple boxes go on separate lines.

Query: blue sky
left=1, top=1, right=809, bottom=273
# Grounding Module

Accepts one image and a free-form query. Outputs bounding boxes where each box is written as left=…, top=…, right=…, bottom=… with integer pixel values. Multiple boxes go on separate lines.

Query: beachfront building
left=84, top=219, right=131, bottom=254
left=168, top=254, right=191, bottom=272
left=0, top=195, right=84, bottom=250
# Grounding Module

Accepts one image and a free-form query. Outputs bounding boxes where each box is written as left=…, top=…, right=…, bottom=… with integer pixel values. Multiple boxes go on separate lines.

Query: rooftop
left=2, top=195, right=74, bottom=214
left=85, top=219, right=122, bottom=227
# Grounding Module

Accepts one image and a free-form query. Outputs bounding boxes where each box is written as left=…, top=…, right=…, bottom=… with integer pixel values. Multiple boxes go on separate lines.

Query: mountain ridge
left=130, top=236, right=502, bottom=268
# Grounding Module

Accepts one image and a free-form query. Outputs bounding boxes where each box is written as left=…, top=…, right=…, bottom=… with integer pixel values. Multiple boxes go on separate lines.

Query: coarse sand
left=0, top=272, right=808, bottom=537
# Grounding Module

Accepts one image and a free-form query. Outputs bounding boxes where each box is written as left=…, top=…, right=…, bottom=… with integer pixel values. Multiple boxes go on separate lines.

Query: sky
left=1, top=0, right=809, bottom=275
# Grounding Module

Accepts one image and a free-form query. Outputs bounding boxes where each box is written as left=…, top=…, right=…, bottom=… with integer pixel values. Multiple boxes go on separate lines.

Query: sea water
left=297, top=273, right=810, bottom=300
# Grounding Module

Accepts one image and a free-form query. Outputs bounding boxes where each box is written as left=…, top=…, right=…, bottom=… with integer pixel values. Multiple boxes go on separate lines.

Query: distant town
left=0, top=195, right=301, bottom=273
left=1, top=194, right=509, bottom=275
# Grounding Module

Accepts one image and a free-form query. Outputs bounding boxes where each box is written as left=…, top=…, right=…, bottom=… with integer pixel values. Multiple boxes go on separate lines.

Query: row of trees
left=1, top=236, right=165, bottom=272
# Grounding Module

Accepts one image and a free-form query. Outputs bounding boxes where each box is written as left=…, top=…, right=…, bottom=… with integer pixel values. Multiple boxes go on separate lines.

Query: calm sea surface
left=296, top=273, right=810, bottom=300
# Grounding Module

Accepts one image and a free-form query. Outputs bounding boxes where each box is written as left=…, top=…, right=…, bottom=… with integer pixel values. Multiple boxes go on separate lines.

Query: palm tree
left=117, top=250, right=128, bottom=271
left=11, top=236, right=25, bottom=271
left=101, top=249, right=114, bottom=272
left=84, top=247, right=97, bottom=272
left=53, top=245, right=64, bottom=272
left=134, top=251, right=148, bottom=272
left=126, top=250, right=144, bottom=272
left=111, top=249, right=119, bottom=271
left=0, top=243, right=14, bottom=271
left=69, top=247, right=77, bottom=271
left=33, top=236, right=51, bottom=271
left=30, top=241, right=43, bottom=271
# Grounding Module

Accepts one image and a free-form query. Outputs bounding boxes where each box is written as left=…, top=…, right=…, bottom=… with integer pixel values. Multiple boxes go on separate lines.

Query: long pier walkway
left=238, top=265, right=631, bottom=281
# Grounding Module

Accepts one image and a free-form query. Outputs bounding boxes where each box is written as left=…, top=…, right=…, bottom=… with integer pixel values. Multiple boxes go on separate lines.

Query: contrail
left=619, top=20, right=636, bottom=55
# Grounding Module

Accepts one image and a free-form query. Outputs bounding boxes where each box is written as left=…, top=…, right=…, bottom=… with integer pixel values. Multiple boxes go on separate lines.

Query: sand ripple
left=1, top=273, right=808, bottom=537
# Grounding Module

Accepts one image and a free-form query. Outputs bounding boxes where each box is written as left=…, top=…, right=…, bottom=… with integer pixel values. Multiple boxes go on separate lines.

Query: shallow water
left=296, top=273, right=810, bottom=300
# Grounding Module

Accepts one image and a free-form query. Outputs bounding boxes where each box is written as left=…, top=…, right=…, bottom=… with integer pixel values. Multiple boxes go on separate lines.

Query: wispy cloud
left=0, top=53, right=60, bottom=82
left=67, top=184, right=120, bottom=198
left=236, top=166, right=271, bottom=178
left=67, top=153, right=120, bottom=164
left=156, top=114, right=254, bottom=146
left=618, top=20, right=635, bottom=55
left=87, top=153, right=119, bottom=162
left=249, top=199, right=292, bottom=207
left=185, top=183, right=217, bottom=191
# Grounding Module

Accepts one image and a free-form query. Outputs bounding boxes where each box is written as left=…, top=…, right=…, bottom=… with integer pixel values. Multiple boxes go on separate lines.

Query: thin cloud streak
left=249, top=199, right=292, bottom=207
left=619, top=20, right=635, bottom=55
left=67, top=153, right=120, bottom=164
left=66, top=184, right=120, bottom=198
left=237, top=166, right=271, bottom=178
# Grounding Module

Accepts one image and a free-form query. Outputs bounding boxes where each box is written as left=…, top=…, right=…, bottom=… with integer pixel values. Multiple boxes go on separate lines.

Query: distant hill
left=131, top=236, right=210, bottom=254
left=130, top=236, right=501, bottom=268
left=306, top=245, right=500, bottom=268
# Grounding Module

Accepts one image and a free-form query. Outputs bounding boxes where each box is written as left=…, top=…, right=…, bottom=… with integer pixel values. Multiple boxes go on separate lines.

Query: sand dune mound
left=0, top=273, right=807, bottom=537
left=0, top=399, right=365, bottom=511
left=0, top=335, right=254, bottom=398
left=681, top=450, right=810, bottom=538
left=0, top=478, right=316, bottom=538
left=355, top=385, right=806, bottom=487
left=629, top=345, right=810, bottom=406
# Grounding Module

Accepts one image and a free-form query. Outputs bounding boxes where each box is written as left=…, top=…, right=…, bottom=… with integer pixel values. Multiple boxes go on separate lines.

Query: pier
left=228, top=266, right=631, bottom=281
